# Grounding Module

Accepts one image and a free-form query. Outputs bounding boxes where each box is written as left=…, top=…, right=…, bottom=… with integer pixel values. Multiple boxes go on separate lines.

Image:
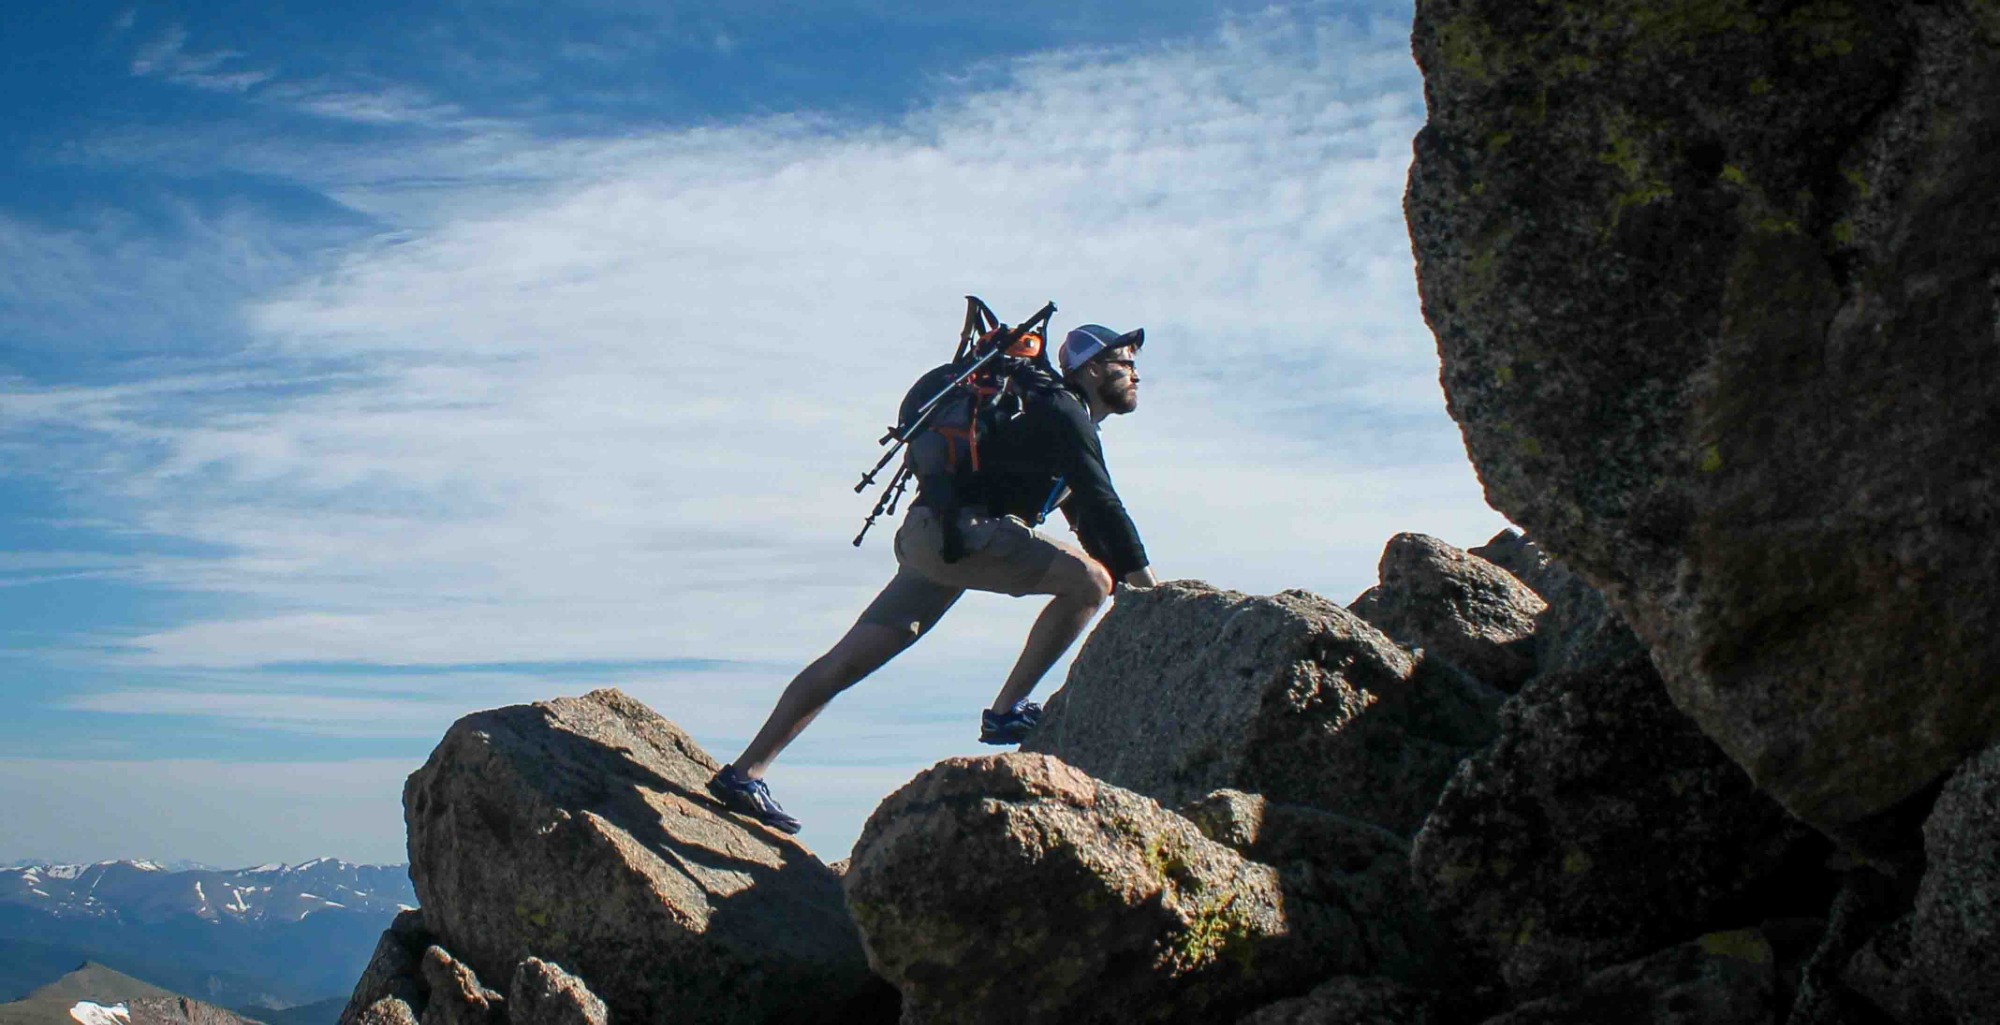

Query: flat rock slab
left=847, top=754, right=1397, bottom=1025
left=1025, top=580, right=1502, bottom=835
left=1409, top=0, right=2000, bottom=837
left=404, top=688, right=889, bottom=1025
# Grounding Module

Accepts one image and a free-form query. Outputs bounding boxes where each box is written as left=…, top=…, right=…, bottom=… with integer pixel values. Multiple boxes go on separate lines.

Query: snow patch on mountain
left=69, top=1002, right=131, bottom=1025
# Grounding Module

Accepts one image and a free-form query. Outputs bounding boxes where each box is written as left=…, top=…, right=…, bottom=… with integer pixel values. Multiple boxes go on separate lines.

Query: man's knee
left=1051, top=553, right=1113, bottom=606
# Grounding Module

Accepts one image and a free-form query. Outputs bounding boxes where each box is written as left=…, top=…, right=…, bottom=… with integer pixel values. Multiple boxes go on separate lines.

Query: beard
left=1096, top=379, right=1139, bottom=414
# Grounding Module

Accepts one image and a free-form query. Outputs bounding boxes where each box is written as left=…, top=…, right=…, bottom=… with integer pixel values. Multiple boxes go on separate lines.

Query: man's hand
left=1121, top=567, right=1158, bottom=589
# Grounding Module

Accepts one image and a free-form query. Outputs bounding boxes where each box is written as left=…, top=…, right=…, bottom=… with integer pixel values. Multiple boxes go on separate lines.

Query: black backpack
left=853, top=297, right=1059, bottom=558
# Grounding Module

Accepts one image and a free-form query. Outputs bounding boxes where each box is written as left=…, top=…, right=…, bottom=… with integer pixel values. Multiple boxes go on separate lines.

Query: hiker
left=709, top=322, right=1159, bottom=834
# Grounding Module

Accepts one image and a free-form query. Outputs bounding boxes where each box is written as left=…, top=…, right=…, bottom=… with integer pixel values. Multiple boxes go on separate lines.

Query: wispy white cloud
left=257, top=79, right=485, bottom=129
left=129, top=25, right=273, bottom=93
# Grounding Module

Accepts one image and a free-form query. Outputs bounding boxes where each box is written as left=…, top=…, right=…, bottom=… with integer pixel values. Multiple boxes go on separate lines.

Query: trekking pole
left=853, top=465, right=912, bottom=546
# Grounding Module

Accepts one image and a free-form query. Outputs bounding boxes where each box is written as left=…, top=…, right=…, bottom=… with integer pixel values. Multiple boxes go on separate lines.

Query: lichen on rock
left=845, top=754, right=1419, bottom=1025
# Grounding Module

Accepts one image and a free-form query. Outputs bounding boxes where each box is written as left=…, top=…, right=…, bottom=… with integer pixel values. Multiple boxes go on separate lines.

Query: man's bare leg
left=734, top=622, right=912, bottom=778
left=988, top=549, right=1113, bottom=713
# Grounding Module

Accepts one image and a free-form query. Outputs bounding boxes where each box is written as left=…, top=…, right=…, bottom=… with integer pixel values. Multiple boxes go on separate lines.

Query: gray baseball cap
left=1059, top=324, right=1145, bottom=374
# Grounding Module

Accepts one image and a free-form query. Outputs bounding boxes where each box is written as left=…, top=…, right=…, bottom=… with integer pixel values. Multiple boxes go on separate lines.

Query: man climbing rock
left=709, top=322, right=1159, bottom=834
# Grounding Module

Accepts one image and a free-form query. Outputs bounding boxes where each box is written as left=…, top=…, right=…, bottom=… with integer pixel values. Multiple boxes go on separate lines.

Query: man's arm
left=1121, top=566, right=1158, bottom=588
left=1042, top=395, right=1149, bottom=578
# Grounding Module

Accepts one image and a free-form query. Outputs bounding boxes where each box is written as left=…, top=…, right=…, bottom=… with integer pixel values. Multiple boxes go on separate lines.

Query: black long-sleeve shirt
left=907, top=369, right=1149, bottom=576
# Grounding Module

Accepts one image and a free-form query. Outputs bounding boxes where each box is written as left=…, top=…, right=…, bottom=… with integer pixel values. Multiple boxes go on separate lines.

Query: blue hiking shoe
left=979, top=700, right=1042, bottom=745
left=707, top=764, right=802, bottom=835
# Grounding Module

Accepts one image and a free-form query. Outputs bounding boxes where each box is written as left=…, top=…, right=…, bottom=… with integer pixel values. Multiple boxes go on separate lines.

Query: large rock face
left=1412, top=653, right=1825, bottom=996
left=845, top=754, right=1427, bottom=1025
left=1408, top=0, right=2000, bottom=834
left=1024, top=581, right=1503, bottom=834
left=402, top=688, right=887, bottom=1025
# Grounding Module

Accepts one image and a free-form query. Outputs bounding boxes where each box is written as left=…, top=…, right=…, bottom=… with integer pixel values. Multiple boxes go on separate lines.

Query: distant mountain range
left=0, top=860, right=411, bottom=925
left=0, top=860, right=414, bottom=1018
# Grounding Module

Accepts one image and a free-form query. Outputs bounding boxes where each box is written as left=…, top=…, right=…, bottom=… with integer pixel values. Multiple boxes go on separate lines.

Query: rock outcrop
left=1408, top=0, right=2000, bottom=838
left=1413, top=653, right=1827, bottom=996
left=342, top=909, right=609, bottom=1025
left=401, top=688, right=890, bottom=1025
left=341, top=908, right=430, bottom=1025
left=1350, top=532, right=1545, bottom=692
left=1024, top=581, right=1504, bottom=835
left=417, top=946, right=502, bottom=1025
left=845, top=754, right=1429, bottom=1025
left=349, top=501, right=1992, bottom=1025
left=506, top=960, right=606, bottom=1025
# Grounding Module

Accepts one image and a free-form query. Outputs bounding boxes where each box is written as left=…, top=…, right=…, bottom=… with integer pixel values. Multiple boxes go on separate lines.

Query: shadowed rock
left=1178, top=790, right=1448, bottom=989
left=1350, top=533, right=1545, bottom=691
left=1468, top=529, right=1648, bottom=677
left=416, top=947, right=500, bottom=1025
left=340, top=909, right=428, bottom=1025
left=1479, top=931, right=1780, bottom=1024
left=404, top=688, right=890, bottom=1025
left=1413, top=654, right=1827, bottom=997
left=1910, top=743, right=2000, bottom=1024
left=1235, top=976, right=1438, bottom=1025
left=846, top=754, right=1417, bottom=1025
left=1409, top=0, right=2000, bottom=840
left=1025, top=580, right=1503, bottom=835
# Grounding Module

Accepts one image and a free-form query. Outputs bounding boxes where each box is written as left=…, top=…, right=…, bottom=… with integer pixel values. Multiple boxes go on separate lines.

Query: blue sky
left=0, top=0, right=1506, bottom=865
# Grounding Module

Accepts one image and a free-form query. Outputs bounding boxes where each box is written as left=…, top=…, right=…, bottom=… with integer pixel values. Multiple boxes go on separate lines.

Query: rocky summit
left=346, top=522, right=2000, bottom=1023
left=1407, top=0, right=2000, bottom=839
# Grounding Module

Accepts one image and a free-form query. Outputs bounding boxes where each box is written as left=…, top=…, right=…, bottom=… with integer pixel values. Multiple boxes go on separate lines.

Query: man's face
left=1086, top=345, right=1140, bottom=414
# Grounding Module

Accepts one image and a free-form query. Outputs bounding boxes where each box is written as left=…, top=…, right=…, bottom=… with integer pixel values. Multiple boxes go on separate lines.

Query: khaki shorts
left=856, top=506, right=1065, bottom=640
